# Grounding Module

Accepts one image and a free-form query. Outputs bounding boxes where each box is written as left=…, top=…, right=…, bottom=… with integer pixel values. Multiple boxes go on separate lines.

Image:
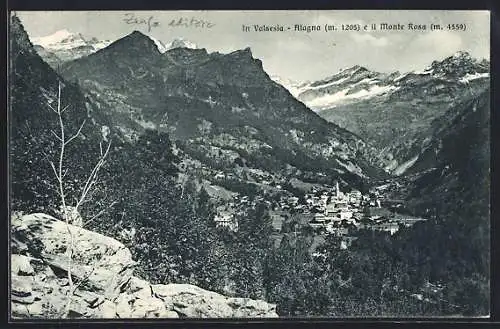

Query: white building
left=373, top=222, right=399, bottom=235
left=214, top=212, right=238, bottom=231
left=349, top=190, right=362, bottom=205
left=340, top=211, right=353, bottom=221
left=314, top=213, right=328, bottom=222
left=214, top=172, right=226, bottom=179
left=325, top=203, right=336, bottom=216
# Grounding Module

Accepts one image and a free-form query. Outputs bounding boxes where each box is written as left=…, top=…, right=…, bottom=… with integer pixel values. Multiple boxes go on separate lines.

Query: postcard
left=9, top=10, right=490, bottom=319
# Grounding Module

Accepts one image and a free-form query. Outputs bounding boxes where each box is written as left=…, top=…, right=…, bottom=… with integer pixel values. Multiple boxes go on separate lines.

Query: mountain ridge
left=32, top=28, right=201, bottom=68
left=279, top=51, right=490, bottom=173
left=50, top=29, right=394, bottom=211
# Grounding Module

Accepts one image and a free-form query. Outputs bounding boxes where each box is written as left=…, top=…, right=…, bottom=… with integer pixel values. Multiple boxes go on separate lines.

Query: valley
left=9, top=13, right=490, bottom=318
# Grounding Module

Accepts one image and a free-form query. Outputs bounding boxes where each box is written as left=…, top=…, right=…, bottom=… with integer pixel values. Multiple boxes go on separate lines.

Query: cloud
left=352, top=33, right=390, bottom=47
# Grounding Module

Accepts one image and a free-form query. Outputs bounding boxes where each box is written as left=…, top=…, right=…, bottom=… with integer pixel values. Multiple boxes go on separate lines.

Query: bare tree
left=45, top=80, right=113, bottom=318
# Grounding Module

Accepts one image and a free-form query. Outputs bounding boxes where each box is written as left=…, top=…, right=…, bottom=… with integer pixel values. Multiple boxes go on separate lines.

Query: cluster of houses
left=281, top=182, right=376, bottom=233
left=212, top=179, right=426, bottom=241
left=309, top=184, right=365, bottom=226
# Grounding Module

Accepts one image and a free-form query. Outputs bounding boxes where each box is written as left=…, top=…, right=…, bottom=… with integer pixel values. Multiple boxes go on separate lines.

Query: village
left=212, top=179, right=427, bottom=249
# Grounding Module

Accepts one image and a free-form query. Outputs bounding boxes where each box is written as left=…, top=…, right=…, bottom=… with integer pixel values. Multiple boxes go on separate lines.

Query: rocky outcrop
left=11, top=213, right=278, bottom=319
left=12, top=212, right=135, bottom=300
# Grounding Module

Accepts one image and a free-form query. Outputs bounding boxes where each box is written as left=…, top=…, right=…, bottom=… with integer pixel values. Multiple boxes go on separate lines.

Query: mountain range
left=32, top=29, right=199, bottom=69
left=279, top=52, right=489, bottom=174
left=57, top=29, right=385, bottom=190
left=31, top=29, right=112, bottom=68
left=32, top=28, right=489, bottom=178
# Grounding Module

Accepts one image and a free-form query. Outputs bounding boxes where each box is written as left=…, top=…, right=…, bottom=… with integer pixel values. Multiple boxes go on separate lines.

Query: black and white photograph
left=8, top=10, right=490, bottom=319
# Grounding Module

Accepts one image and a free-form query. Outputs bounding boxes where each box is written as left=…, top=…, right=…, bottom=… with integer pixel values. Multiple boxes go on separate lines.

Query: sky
left=15, top=10, right=490, bottom=82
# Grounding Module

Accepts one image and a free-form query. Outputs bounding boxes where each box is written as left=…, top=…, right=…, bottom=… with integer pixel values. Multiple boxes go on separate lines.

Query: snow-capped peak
left=339, top=65, right=367, bottom=75
left=145, top=36, right=198, bottom=53
left=452, top=50, right=472, bottom=59
left=32, top=29, right=87, bottom=50
left=32, top=29, right=113, bottom=54
left=147, top=35, right=168, bottom=53
left=33, top=29, right=73, bottom=44
left=270, top=75, right=309, bottom=97
left=164, top=37, right=199, bottom=51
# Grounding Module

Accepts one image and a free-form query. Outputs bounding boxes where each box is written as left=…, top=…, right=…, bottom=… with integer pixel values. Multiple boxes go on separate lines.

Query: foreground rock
left=11, top=213, right=278, bottom=319
left=12, top=212, right=136, bottom=299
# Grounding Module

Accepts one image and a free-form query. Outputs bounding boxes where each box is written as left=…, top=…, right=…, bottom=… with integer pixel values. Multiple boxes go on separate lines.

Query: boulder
left=150, top=283, right=278, bottom=318
left=12, top=213, right=135, bottom=298
left=94, top=300, right=116, bottom=318
left=115, top=293, right=168, bottom=318
left=114, top=283, right=176, bottom=318
left=127, top=276, right=150, bottom=293
left=11, top=265, right=63, bottom=319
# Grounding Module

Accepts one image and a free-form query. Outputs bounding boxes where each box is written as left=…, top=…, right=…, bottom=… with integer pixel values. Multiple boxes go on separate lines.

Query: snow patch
left=459, top=72, right=489, bottom=83
left=32, top=30, right=76, bottom=47
left=356, top=78, right=376, bottom=85
left=305, top=77, right=349, bottom=90
left=231, top=106, right=245, bottom=113
left=393, top=72, right=410, bottom=82
left=306, top=84, right=399, bottom=109
left=347, top=84, right=398, bottom=99
left=384, top=159, right=399, bottom=172
left=33, top=30, right=111, bottom=52
left=115, top=126, right=138, bottom=142
left=270, top=76, right=308, bottom=97
left=293, top=75, right=376, bottom=97
left=148, top=36, right=168, bottom=53
left=164, top=37, right=199, bottom=50
left=412, top=68, right=434, bottom=75
left=91, top=40, right=112, bottom=51
left=306, top=88, right=350, bottom=108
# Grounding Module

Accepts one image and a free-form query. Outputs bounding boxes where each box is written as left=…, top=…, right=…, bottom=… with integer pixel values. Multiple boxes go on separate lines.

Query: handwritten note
left=123, top=14, right=215, bottom=32
left=123, top=13, right=160, bottom=32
